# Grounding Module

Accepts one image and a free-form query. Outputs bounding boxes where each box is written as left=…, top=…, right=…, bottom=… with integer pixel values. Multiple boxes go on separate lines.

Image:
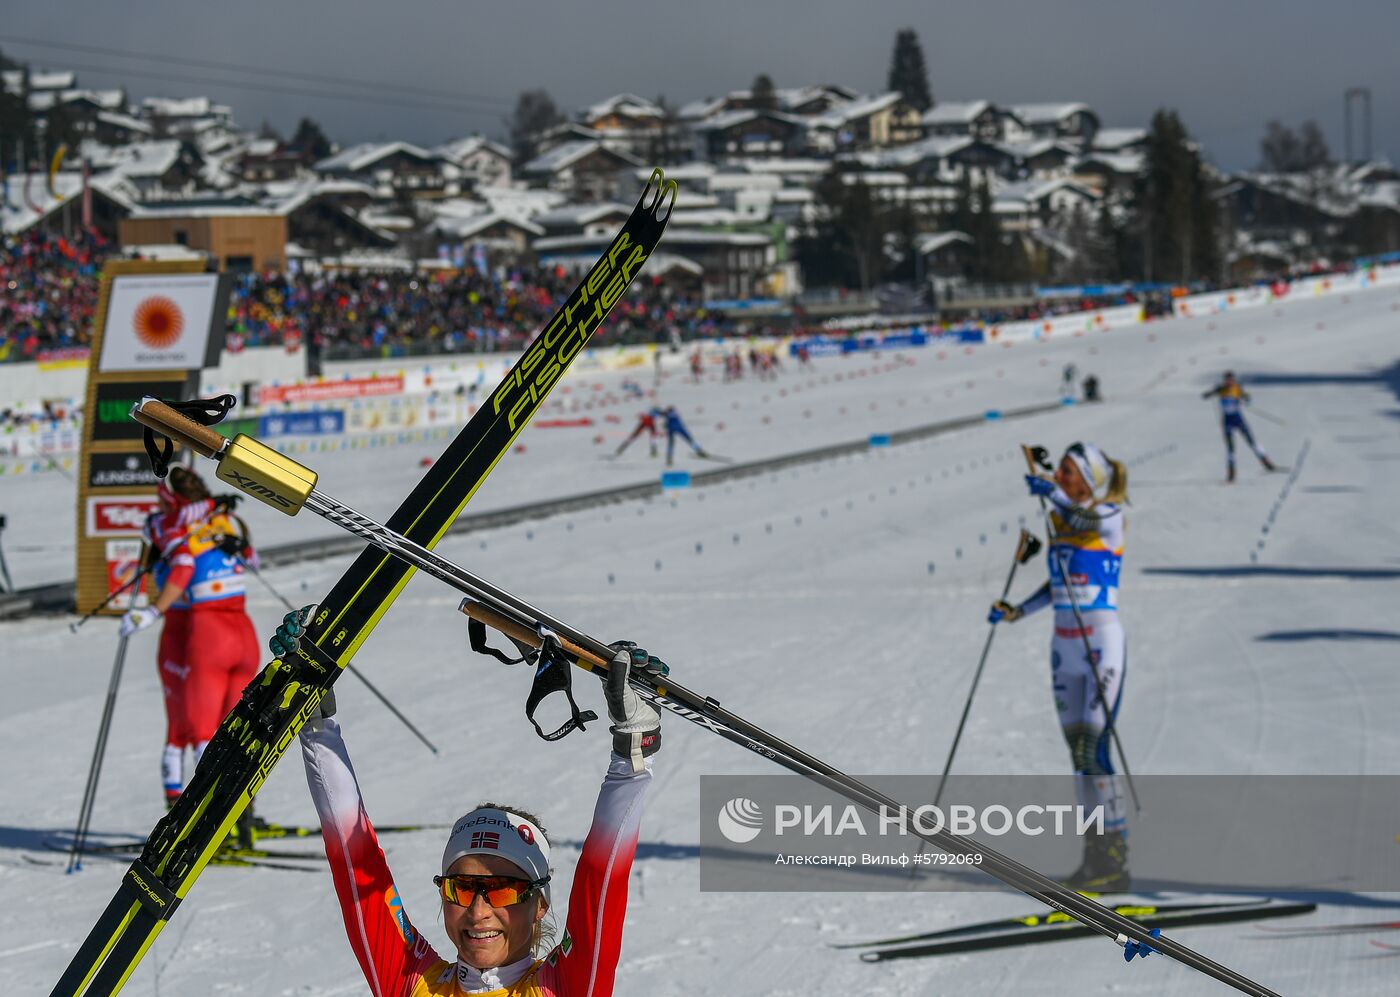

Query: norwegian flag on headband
left=469, top=831, right=500, bottom=850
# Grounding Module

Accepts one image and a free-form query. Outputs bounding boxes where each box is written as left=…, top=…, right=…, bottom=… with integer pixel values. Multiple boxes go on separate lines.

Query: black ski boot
left=1062, top=831, right=1130, bottom=893
left=233, top=807, right=270, bottom=850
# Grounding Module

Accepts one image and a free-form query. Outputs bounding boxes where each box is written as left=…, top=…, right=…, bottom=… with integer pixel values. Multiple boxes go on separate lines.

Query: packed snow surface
left=4, top=287, right=1400, bottom=994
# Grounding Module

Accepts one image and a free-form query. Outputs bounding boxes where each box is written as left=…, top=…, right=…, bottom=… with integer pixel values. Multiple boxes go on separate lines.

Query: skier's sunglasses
left=433, top=873, right=549, bottom=908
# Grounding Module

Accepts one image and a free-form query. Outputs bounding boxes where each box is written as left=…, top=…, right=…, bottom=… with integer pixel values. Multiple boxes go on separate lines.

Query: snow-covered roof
left=1012, top=103, right=1093, bottom=126
left=256, top=178, right=379, bottom=215
left=993, top=178, right=1099, bottom=208
left=922, top=101, right=993, bottom=126
left=81, top=140, right=185, bottom=179
left=534, top=202, right=632, bottom=227
left=95, top=111, right=153, bottom=136
left=28, top=88, right=125, bottom=112
left=997, top=139, right=1076, bottom=161
left=583, top=93, right=664, bottom=123
left=475, top=186, right=568, bottom=220
left=917, top=231, right=973, bottom=254
left=691, top=109, right=806, bottom=133
left=521, top=140, right=642, bottom=175
left=807, top=92, right=902, bottom=130
left=435, top=135, right=512, bottom=164
left=849, top=135, right=976, bottom=170
left=840, top=171, right=909, bottom=187
left=434, top=211, right=544, bottom=240
left=1092, top=127, right=1147, bottom=152
left=3, top=69, right=77, bottom=93
left=1, top=171, right=137, bottom=234
left=315, top=141, right=438, bottom=174
left=141, top=96, right=227, bottom=118
left=1075, top=152, right=1144, bottom=176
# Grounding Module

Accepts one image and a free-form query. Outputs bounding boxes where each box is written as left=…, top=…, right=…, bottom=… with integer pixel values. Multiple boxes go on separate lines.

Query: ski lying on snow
left=833, top=898, right=1265, bottom=949
left=1256, top=916, right=1400, bottom=937
left=49, top=170, right=675, bottom=997
left=858, top=900, right=1315, bottom=962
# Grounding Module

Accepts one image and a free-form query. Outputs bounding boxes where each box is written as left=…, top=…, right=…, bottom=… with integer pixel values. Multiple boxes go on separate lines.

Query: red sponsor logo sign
left=105, top=539, right=146, bottom=605
left=258, top=375, right=403, bottom=405
left=87, top=496, right=160, bottom=537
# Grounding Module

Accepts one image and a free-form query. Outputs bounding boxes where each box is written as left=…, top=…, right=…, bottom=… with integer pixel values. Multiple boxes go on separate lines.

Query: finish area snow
left=5, top=289, right=1400, bottom=995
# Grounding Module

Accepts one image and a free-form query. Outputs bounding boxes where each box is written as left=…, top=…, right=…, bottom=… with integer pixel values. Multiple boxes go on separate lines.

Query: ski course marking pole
left=110, top=392, right=1281, bottom=996
left=1021, top=444, right=1141, bottom=813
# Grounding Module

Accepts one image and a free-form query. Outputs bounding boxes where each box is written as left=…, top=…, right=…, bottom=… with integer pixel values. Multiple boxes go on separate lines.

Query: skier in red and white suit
left=122, top=466, right=260, bottom=806
left=275, top=608, right=662, bottom=997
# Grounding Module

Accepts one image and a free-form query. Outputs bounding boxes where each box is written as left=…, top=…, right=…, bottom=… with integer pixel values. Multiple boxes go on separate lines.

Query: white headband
left=1067, top=442, right=1112, bottom=501
left=442, top=808, right=551, bottom=905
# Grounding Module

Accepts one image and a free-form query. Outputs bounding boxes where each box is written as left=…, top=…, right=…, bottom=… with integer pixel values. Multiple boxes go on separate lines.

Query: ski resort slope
left=4, top=286, right=1400, bottom=995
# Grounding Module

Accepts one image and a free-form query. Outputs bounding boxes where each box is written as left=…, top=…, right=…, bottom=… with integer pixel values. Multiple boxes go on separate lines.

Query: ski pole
left=242, top=558, right=438, bottom=756
left=68, top=634, right=133, bottom=873
left=131, top=398, right=1281, bottom=996
left=1022, top=445, right=1141, bottom=813
left=932, top=528, right=1042, bottom=809
left=1248, top=407, right=1287, bottom=427
left=70, top=563, right=155, bottom=633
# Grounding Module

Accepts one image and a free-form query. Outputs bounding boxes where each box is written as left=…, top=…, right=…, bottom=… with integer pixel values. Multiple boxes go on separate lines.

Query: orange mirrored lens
left=436, top=875, right=533, bottom=907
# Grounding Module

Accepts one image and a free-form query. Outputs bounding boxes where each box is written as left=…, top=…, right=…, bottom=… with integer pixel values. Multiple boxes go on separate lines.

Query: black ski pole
left=70, top=563, right=154, bottom=633
left=0, top=513, right=12, bottom=593
left=68, top=634, right=132, bottom=873
left=243, top=558, right=438, bottom=756
left=1021, top=445, right=1141, bottom=813
left=933, top=528, right=1042, bottom=809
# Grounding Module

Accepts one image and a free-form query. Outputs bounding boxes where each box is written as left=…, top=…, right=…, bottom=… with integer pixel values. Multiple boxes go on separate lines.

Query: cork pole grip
left=458, top=600, right=612, bottom=669
left=130, top=397, right=230, bottom=459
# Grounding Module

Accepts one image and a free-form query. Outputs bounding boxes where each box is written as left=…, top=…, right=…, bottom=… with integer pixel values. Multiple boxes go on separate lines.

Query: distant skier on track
left=662, top=404, right=709, bottom=465
left=988, top=442, right=1131, bottom=891
left=120, top=467, right=260, bottom=812
left=1202, top=371, right=1275, bottom=482
left=276, top=608, right=663, bottom=997
left=614, top=407, right=661, bottom=458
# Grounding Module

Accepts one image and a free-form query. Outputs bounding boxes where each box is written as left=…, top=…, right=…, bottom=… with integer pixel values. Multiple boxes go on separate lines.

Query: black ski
left=858, top=900, right=1315, bottom=962
left=49, top=170, right=675, bottom=997
left=833, top=898, right=1264, bottom=949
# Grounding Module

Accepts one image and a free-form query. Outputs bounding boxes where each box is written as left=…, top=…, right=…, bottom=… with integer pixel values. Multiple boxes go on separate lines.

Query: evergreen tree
left=0, top=48, right=35, bottom=172
left=290, top=116, right=333, bottom=161
left=1136, top=109, right=1221, bottom=282
left=508, top=89, right=563, bottom=164
left=750, top=74, right=778, bottom=112
left=887, top=28, right=933, bottom=112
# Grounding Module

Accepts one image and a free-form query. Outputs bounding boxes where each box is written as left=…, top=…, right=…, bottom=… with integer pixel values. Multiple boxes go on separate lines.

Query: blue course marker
left=984, top=410, right=1003, bottom=420
left=661, top=470, right=691, bottom=489
left=868, top=433, right=891, bottom=447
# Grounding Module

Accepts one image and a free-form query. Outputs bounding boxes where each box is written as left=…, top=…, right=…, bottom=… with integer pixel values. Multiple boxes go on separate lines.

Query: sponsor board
left=90, top=379, right=190, bottom=442
left=86, top=495, right=160, bottom=538
left=258, top=375, right=404, bottom=405
left=88, top=451, right=161, bottom=487
left=258, top=410, right=346, bottom=437
left=105, top=539, right=147, bottom=606
left=98, top=273, right=229, bottom=372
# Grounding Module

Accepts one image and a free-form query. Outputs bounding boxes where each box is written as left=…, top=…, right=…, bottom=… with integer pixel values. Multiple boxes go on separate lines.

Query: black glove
left=214, top=492, right=243, bottom=512
left=605, top=641, right=665, bottom=772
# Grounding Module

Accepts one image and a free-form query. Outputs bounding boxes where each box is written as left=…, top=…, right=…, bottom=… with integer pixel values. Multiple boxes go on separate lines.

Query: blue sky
left=3, top=0, right=1396, bottom=169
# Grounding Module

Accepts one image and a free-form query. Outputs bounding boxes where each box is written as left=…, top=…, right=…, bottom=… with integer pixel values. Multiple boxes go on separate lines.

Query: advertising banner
left=258, top=410, right=346, bottom=437
left=98, top=273, right=230, bottom=373
left=86, top=495, right=160, bottom=538
left=258, top=375, right=405, bottom=405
